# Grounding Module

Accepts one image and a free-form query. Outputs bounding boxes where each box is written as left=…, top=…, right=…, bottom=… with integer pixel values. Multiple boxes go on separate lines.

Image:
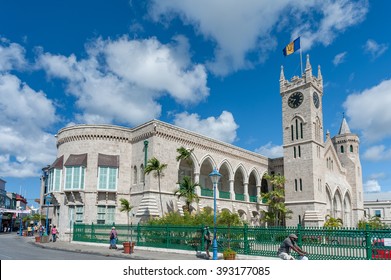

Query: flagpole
left=299, top=38, right=303, bottom=76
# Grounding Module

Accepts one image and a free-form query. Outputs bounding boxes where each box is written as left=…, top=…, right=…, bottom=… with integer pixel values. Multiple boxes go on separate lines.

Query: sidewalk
left=26, top=236, right=278, bottom=260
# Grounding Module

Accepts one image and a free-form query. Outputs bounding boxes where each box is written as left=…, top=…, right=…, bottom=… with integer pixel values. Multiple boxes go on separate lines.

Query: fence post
left=297, top=224, right=302, bottom=247
left=166, top=224, right=169, bottom=248
left=91, top=223, right=95, bottom=241
left=244, top=224, right=249, bottom=255
left=201, top=224, right=205, bottom=251
left=137, top=223, right=141, bottom=244
left=365, top=224, right=372, bottom=260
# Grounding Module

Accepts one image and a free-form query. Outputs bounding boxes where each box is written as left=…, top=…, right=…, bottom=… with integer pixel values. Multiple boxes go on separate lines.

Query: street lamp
left=18, top=206, right=23, bottom=236
left=45, top=193, right=52, bottom=235
left=209, top=168, right=221, bottom=260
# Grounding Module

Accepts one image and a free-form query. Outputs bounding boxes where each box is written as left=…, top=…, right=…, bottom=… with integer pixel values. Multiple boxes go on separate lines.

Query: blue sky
left=1, top=0, right=390, bottom=208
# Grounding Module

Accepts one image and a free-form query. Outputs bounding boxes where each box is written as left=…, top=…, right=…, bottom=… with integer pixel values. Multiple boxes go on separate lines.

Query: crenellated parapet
left=280, top=54, right=323, bottom=95
left=56, top=125, right=132, bottom=147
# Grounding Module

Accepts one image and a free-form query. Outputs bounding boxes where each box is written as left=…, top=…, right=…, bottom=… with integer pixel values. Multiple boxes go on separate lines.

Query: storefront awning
left=0, top=208, right=31, bottom=214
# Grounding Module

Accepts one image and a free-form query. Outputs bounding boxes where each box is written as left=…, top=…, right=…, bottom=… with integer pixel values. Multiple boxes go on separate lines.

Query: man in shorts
left=277, top=234, right=308, bottom=260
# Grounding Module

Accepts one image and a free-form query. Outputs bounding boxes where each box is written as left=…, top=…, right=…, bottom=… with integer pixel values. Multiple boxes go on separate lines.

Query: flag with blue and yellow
left=283, top=37, right=300, bottom=56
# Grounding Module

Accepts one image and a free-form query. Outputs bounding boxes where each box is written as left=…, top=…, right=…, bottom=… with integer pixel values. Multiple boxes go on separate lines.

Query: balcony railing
left=200, top=187, right=213, bottom=197
left=219, top=191, right=230, bottom=199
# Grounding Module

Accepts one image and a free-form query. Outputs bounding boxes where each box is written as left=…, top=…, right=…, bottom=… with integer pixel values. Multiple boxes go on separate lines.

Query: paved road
left=0, top=233, right=125, bottom=260
left=0, top=232, right=278, bottom=260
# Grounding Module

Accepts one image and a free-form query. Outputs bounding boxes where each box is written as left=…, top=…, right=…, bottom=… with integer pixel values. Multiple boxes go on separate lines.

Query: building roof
left=364, top=192, right=391, bottom=202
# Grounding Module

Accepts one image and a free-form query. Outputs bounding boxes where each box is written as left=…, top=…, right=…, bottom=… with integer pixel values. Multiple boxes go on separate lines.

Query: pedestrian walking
left=39, top=225, right=44, bottom=236
left=109, top=227, right=118, bottom=249
left=27, top=225, right=32, bottom=236
left=203, top=226, right=212, bottom=259
left=51, top=225, right=59, bottom=242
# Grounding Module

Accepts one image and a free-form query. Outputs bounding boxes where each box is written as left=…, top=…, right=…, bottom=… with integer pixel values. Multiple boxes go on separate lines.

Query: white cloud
left=343, top=79, right=391, bottom=142
left=363, top=145, right=391, bottom=161
left=150, top=0, right=368, bottom=75
left=255, top=142, right=283, bottom=158
left=363, top=39, right=388, bottom=59
left=369, top=173, right=386, bottom=180
left=173, top=111, right=239, bottom=143
left=364, top=179, right=382, bottom=193
left=297, top=0, right=368, bottom=50
left=0, top=38, right=27, bottom=71
left=0, top=74, right=57, bottom=177
left=333, top=52, right=347, bottom=66
left=37, top=36, right=209, bottom=126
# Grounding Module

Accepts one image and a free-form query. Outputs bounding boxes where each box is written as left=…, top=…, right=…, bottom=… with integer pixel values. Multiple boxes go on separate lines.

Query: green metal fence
left=73, top=223, right=391, bottom=260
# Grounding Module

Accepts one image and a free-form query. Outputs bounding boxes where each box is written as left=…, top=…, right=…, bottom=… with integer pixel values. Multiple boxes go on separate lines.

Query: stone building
left=40, top=55, right=364, bottom=236
left=364, top=193, right=391, bottom=226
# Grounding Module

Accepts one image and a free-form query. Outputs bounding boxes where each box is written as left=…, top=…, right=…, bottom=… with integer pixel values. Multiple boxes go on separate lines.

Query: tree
left=324, top=215, right=343, bottom=228
left=174, top=176, right=200, bottom=213
left=358, top=216, right=386, bottom=229
left=144, top=157, right=168, bottom=216
left=119, top=198, right=133, bottom=242
left=176, top=146, right=194, bottom=165
left=260, top=173, right=292, bottom=226
left=22, top=213, right=42, bottom=224
left=217, top=209, right=242, bottom=249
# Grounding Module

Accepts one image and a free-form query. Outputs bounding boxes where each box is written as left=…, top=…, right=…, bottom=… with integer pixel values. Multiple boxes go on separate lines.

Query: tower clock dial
left=288, top=92, right=304, bottom=108
left=313, top=92, right=320, bottom=108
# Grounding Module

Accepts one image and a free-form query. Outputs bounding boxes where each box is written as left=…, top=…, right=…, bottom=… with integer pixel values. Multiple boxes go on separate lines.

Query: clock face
left=288, top=92, right=304, bottom=108
left=313, top=92, right=320, bottom=108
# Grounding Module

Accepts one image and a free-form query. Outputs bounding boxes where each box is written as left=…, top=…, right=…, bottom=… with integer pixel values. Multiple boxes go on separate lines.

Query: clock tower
left=280, top=54, right=325, bottom=227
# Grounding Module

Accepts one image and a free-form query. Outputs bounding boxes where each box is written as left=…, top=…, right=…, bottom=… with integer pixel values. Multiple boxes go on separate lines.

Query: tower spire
left=280, top=65, right=286, bottom=90
left=305, top=54, right=312, bottom=81
left=338, top=114, right=351, bottom=135
left=317, top=65, right=322, bottom=80
left=280, top=65, right=285, bottom=81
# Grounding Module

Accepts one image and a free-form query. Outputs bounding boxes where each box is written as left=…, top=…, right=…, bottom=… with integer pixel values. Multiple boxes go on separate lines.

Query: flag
left=283, top=37, right=300, bottom=56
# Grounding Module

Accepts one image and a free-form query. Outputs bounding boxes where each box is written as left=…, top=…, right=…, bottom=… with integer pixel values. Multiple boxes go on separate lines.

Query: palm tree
left=144, top=157, right=168, bottom=215
left=176, top=146, right=194, bottom=165
left=174, top=176, right=200, bottom=213
left=119, top=198, right=133, bottom=242
left=260, top=173, right=292, bottom=226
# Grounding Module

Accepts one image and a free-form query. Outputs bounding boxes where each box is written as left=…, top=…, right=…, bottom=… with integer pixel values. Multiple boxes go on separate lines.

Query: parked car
left=372, top=238, right=391, bottom=260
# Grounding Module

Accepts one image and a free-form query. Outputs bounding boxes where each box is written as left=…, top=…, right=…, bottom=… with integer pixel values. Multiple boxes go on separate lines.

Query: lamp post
left=45, top=194, right=52, bottom=235
left=209, top=168, right=221, bottom=260
left=18, top=206, right=23, bottom=236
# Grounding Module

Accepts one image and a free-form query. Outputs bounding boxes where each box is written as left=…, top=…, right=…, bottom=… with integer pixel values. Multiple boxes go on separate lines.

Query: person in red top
left=51, top=225, right=59, bottom=242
